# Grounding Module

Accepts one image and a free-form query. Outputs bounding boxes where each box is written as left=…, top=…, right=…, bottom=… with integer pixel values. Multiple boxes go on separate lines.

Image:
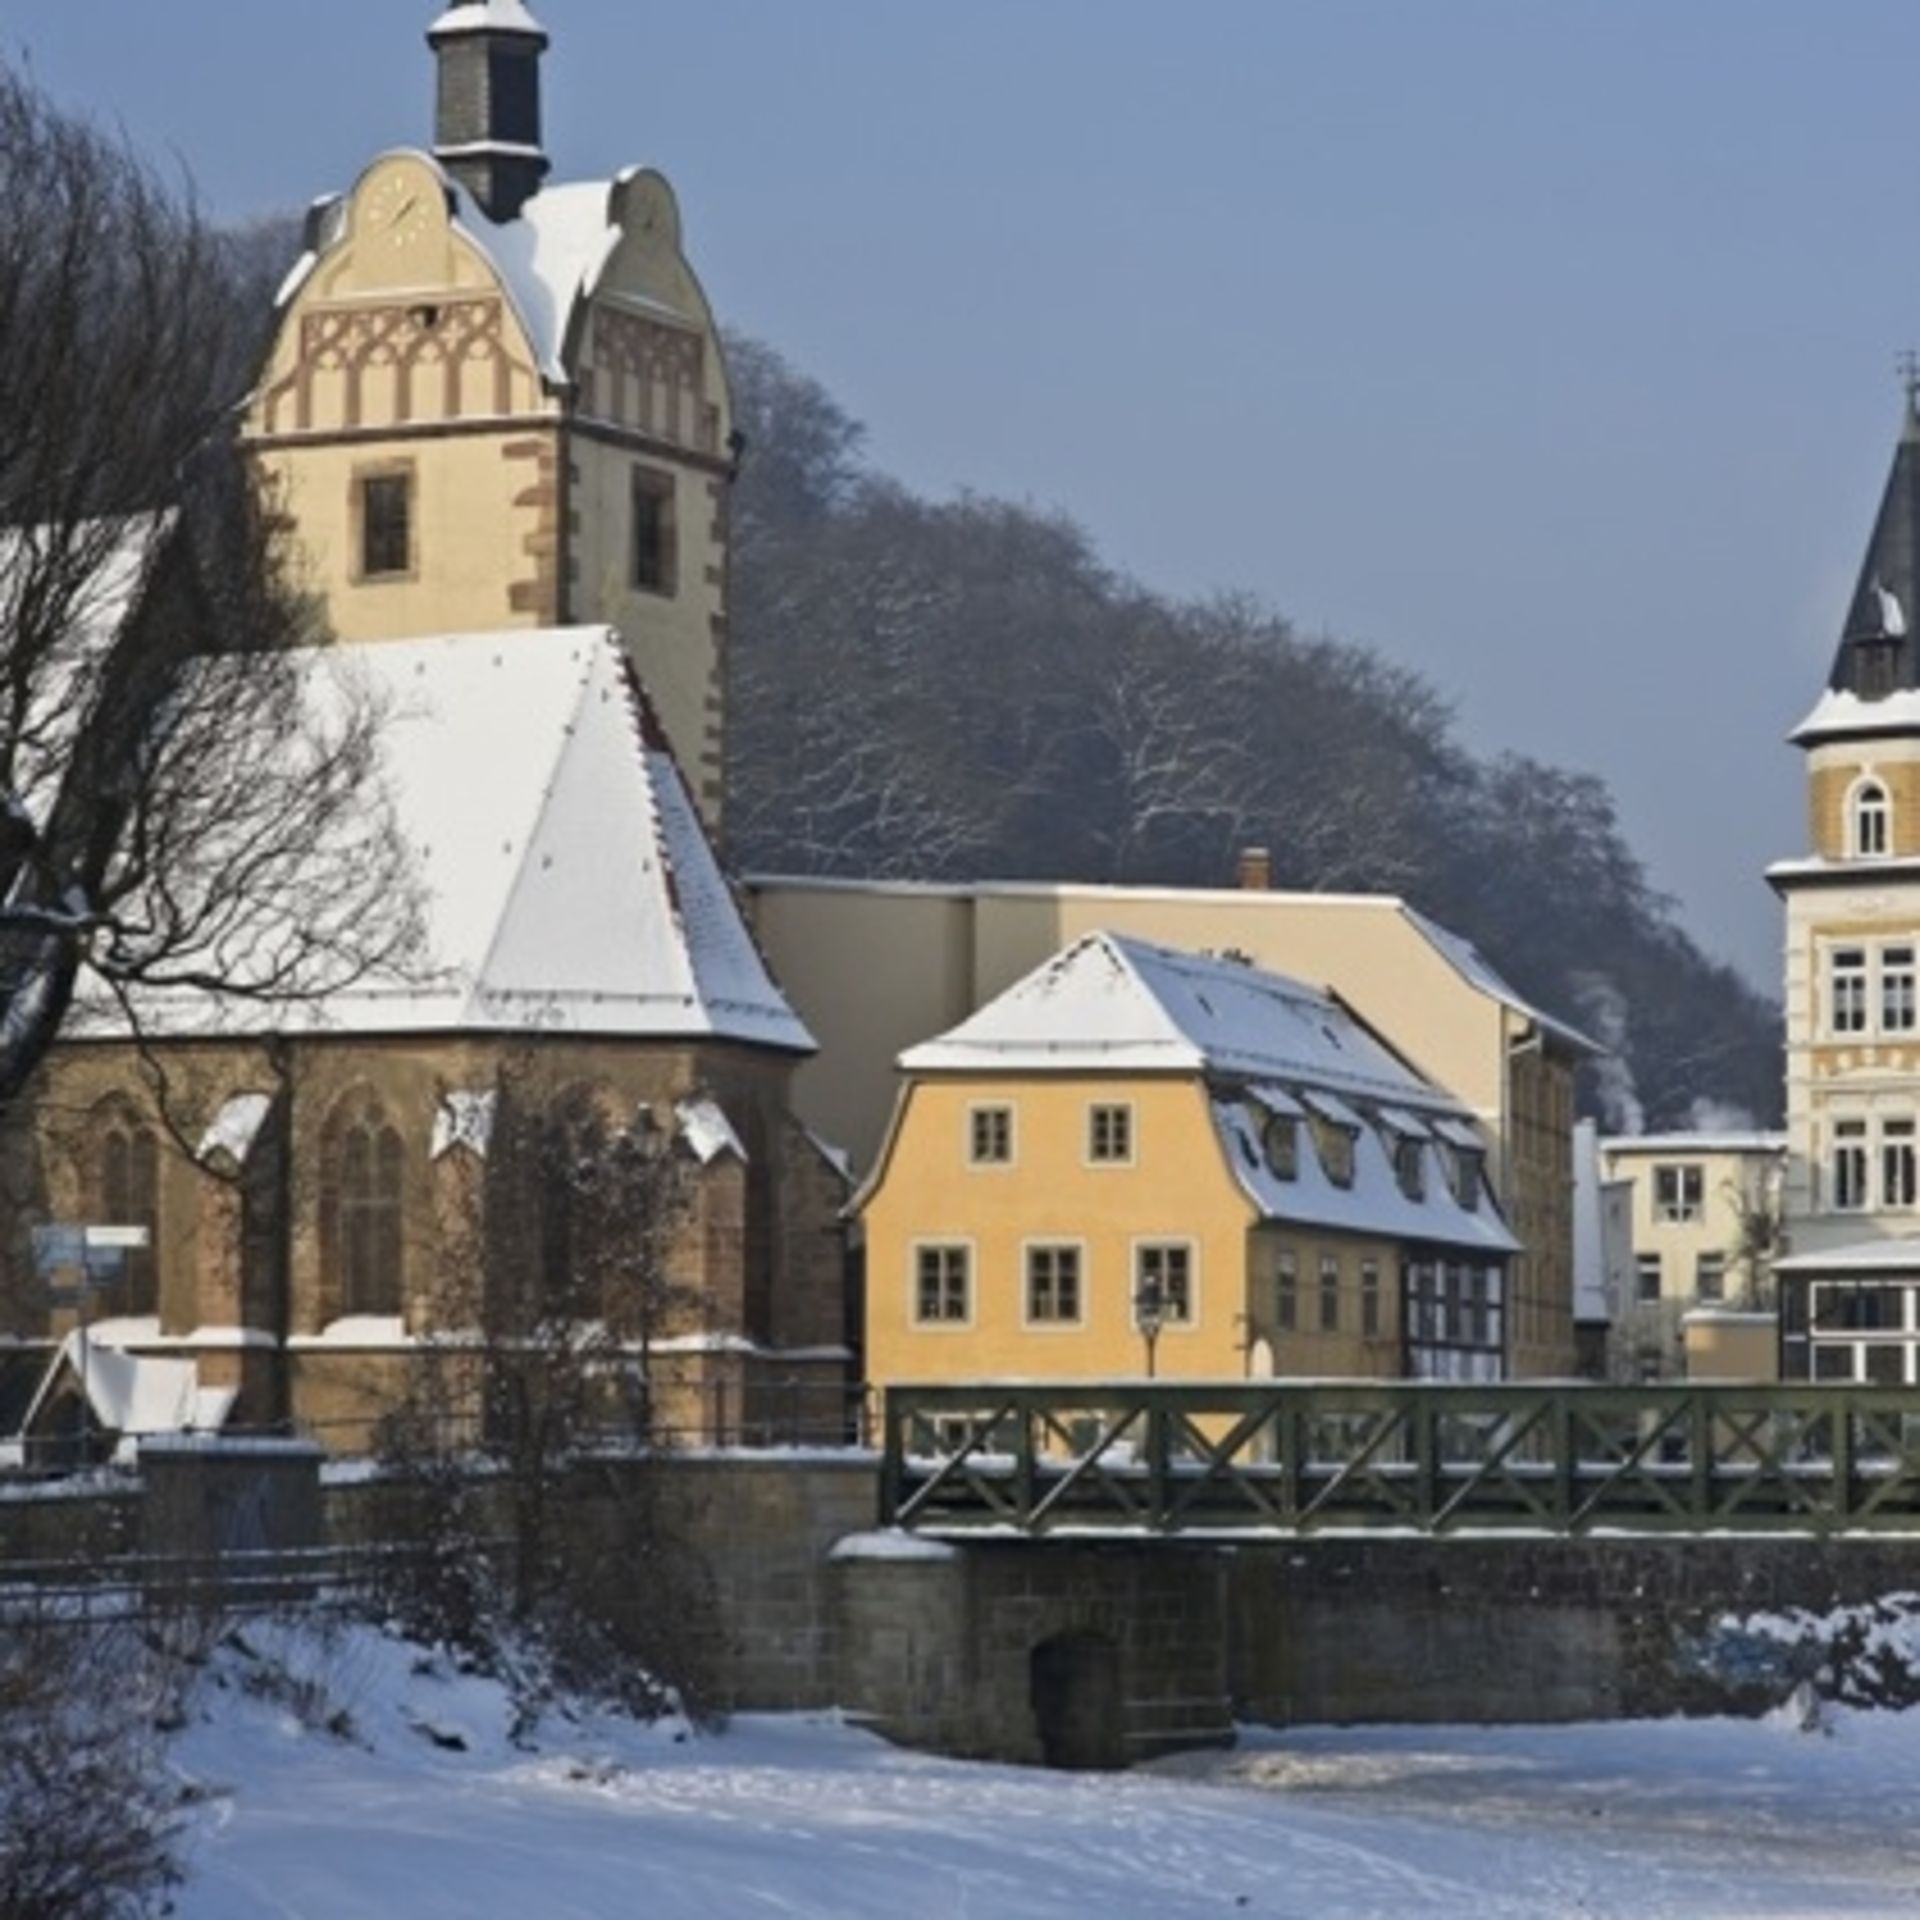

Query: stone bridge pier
left=829, top=1534, right=1233, bottom=1769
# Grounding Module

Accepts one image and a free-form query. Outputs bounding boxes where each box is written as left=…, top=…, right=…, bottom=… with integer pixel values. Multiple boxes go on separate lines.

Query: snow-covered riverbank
left=169, top=1622, right=1920, bottom=1919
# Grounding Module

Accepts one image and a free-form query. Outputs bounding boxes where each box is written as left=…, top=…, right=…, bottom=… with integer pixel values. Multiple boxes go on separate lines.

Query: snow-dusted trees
left=0, top=66, right=412, bottom=1110
left=723, top=331, right=1784, bottom=1128
left=377, top=1065, right=710, bottom=1714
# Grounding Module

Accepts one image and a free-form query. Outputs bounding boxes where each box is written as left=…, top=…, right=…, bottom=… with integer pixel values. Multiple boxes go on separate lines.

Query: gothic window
left=320, top=1090, right=405, bottom=1317
left=356, top=469, right=413, bottom=580
left=1852, top=779, right=1891, bottom=858
left=630, top=465, right=677, bottom=596
left=91, top=1099, right=159, bottom=1316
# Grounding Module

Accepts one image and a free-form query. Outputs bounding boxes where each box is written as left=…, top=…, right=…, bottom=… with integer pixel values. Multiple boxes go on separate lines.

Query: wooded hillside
left=723, top=336, right=1783, bottom=1129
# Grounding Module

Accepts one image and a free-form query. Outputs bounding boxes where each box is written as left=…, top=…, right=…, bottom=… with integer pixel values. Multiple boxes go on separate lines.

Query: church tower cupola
left=427, top=0, right=550, bottom=224
left=1829, top=378, right=1920, bottom=703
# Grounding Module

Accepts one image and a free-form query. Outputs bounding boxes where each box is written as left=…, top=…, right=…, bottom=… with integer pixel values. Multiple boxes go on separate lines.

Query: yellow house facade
left=1597, top=1131, right=1785, bottom=1379
left=244, top=1, right=733, bottom=827
left=752, top=874, right=1589, bottom=1377
left=861, top=934, right=1520, bottom=1394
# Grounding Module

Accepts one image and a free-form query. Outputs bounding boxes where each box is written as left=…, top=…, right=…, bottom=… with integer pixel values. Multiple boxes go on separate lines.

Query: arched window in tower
left=320, top=1090, right=405, bottom=1318
left=1852, top=779, right=1892, bottom=858
left=91, top=1098, right=159, bottom=1316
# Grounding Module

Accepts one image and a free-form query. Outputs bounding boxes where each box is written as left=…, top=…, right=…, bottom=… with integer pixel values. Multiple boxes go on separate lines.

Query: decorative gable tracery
left=582, top=305, right=719, bottom=455
left=261, top=296, right=524, bottom=435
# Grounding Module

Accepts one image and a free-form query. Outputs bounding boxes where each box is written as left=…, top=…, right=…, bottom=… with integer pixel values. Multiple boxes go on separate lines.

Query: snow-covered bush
left=0, top=1605, right=186, bottom=1919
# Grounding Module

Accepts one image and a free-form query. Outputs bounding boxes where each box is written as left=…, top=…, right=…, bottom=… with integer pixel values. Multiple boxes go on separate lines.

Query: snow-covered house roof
left=1599, top=1131, right=1786, bottom=1158
left=19, top=1331, right=236, bottom=1453
left=901, top=931, right=1460, bottom=1110
left=890, top=932, right=1516, bottom=1259
left=115, top=627, right=811, bottom=1052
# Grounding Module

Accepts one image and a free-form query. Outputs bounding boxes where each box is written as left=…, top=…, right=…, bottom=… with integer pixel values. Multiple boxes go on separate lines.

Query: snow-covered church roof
left=901, top=930, right=1459, bottom=1111
left=123, top=627, right=811, bottom=1052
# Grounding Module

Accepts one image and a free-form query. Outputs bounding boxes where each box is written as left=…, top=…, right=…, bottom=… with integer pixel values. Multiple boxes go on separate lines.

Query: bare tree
left=0, top=65, right=415, bottom=1111
left=378, top=1064, right=713, bottom=1720
left=0, top=1606, right=185, bottom=1920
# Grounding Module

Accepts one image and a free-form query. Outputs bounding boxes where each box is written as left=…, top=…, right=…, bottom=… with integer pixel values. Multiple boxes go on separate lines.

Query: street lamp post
left=1134, top=1273, right=1166, bottom=1380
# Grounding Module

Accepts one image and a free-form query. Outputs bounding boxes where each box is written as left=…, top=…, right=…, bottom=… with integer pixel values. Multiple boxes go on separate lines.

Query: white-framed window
left=1025, top=1243, right=1083, bottom=1325
left=968, top=1104, right=1013, bottom=1166
left=1885, top=947, right=1918, bottom=1034
left=1361, top=1258, right=1382, bottom=1337
left=1831, top=947, right=1870, bottom=1035
left=1851, top=777, right=1891, bottom=858
left=1275, top=1249, right=1297, bottom=1331
left=1088, top=1103, right=1134, bottom=1165
left=1318, top=1252, right=1341, bottom=1332
left=1885, top=1117, right=1918, bottom=1209
left=1134, top=1241, right=1194, bottom=1326
left=1653, top=1164, right=1703, bottom=1223
left=1635, top=1252, right=1662, bottom=1303
left=913, top=1243, right=972, bottom=1324
left=1695, top=1252, right=1726, bottom=1302
left=1832, top=1120, right=1870, bottom=1211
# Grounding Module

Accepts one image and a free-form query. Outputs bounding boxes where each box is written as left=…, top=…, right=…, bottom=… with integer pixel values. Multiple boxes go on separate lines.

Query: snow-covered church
left=2, top=1, right=850, bottom=1452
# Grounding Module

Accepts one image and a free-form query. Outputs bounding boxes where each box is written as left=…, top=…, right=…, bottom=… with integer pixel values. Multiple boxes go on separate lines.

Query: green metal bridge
left=878, top=1381, right=1920, bottom=1538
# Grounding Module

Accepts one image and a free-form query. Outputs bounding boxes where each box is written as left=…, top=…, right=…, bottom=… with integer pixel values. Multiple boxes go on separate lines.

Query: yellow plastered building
left=752, top=873, right=1591, bottom=1377
left=859, top=933, right=1520, bottom=1391
left=244, top=0, right=733, bottom=829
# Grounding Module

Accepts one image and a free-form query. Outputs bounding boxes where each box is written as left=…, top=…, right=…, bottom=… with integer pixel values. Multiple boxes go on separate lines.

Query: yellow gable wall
left=567, top=173, right=734, bottom=822
left=864, top=1076, right=1258, bottom=1386
left=248, top=154, right=559, bottom=641
left=245, top=157, right=732, bottom=822
left=863, top=1074, right=1404, bottom=1389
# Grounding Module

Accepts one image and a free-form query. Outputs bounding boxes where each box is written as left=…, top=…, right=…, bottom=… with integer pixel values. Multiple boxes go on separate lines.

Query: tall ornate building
left=1, top=6, right=850, bottom=1455
left=244, top=0, right=733, bottom=828
left=1771, top=387, right=1920, bottom=1383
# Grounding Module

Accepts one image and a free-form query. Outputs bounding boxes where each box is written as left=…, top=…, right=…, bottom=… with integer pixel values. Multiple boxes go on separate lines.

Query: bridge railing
left=877, top=1381, right=1920, bottom=1537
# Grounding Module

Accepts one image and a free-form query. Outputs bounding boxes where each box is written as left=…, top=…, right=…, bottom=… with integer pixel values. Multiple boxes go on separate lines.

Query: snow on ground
left=170, top=1622, right=1920, bottom=1919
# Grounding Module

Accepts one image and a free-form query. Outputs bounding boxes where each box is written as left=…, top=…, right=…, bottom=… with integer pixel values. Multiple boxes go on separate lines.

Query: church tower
left=243, top=2, right=734, bottom=829
left=1770, top=380, right=1920, bottom=1383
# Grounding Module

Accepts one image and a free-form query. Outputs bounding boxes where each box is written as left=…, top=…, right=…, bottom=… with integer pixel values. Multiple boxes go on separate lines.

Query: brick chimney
left=1237, top=846, right=1272, bottom=891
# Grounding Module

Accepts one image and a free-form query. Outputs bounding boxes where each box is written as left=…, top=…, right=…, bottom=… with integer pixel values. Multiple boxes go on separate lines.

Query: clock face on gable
left=364, top=170, right=434, bottom=255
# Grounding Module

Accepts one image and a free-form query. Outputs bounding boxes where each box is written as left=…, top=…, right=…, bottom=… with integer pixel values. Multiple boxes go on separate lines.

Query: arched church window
left=91, top=1098, right=159, bottom=1316
left=1852, top=779, right=1891, bottom=858
left=320, top=1089, right=405, bottom=1318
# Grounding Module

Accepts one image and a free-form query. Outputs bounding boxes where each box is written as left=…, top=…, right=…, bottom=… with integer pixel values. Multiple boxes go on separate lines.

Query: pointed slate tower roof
left=1828, top=390, right=1920, bottom=692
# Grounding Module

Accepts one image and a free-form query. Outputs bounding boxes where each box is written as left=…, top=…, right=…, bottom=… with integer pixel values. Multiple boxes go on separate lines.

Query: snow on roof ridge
left=902, top=928, right=1469, bottom=1111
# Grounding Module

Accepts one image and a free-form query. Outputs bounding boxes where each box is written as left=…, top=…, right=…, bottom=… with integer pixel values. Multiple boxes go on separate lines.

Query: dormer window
left=1315, top=1119, right=1355, bottom=1189
left=1852, top=779, right=1891, bottom=858
left=1263, top=1114, right=1298, bottom=1181
left=1452, top=1146, right=1483, bottom=1211
left=1393, top=1135, right=1425, bottom=1201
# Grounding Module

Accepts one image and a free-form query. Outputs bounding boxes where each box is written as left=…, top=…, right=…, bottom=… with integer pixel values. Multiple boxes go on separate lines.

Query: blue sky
left=17, top=2, right=1919, bottom=988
